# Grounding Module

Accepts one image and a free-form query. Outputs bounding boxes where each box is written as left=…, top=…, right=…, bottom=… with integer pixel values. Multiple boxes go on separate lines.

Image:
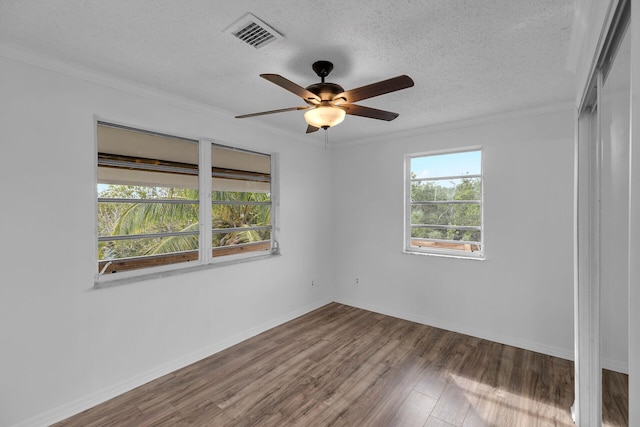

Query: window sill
left=94, top=252, right=280, bottom=289
left=403, top=249, right=485, bottom=261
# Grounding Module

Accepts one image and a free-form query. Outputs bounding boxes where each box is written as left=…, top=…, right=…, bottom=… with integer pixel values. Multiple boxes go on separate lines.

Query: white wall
left=0, top=54, right=334, bottom=427
left=332, top=109, right=578, bottom=360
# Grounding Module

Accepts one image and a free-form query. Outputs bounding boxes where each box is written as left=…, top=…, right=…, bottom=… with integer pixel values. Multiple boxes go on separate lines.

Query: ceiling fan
left=235, top=61, right=414, bottom=133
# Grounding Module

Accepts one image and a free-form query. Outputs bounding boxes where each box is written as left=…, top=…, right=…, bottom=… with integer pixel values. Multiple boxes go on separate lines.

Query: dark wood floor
left=54, top=303, right=628, bottom=426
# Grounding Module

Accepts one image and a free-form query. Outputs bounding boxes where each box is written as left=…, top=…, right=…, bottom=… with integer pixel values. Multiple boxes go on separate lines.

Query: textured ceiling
left=0, top=0, right=575, bottom=144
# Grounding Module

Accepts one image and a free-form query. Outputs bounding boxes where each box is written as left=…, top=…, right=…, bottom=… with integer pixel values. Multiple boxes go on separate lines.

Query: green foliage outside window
left=410, top=175, right=481, bottom=242
left=98, top=185, right=271, bottom=260
left=211, top=190, right=271, bottom=247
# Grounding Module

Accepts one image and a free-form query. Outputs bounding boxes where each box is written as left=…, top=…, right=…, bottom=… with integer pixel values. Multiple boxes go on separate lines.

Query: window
left=405, top=149, right=483, bottom=258
left=210, top=145, right=272, bottom=258
left=96, top=122, right=275, bottom=284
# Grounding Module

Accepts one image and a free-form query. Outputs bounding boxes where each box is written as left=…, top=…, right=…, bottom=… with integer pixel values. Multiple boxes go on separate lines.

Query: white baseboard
left=336, top=298, right=629, bottom=375
left=12, top=296, right=627, bottom=427
left=332, top=298, right=630, bottom=374
left=334, top=297, right=576, bottom=361
left=602, top=358, right=629, bottom=375
left=12, top=297, right=332, bottom=427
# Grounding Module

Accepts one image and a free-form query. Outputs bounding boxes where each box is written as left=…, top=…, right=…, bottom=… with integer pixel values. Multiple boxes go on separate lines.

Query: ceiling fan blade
left=335, top=75, right=414, bottom=104
left=306, top=125, right=320, bottom=133
left=343, top=104, right=399, bottom=121
left=260, top=74, right=321, bottom=104
left=235, top=106, right=310, bottom=119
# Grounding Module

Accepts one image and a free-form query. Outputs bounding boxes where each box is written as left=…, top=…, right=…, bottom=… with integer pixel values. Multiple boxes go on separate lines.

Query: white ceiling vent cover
left=224, top=13, right=283, bottom=49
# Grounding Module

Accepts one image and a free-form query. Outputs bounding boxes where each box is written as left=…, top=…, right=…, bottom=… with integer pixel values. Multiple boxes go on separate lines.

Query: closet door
left=598, top=20, right=630, bottom=425
left=574, top=4, right=631, bottom=424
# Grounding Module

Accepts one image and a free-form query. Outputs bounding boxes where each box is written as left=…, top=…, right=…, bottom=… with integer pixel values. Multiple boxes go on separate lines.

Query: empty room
left=0, top=0, right=638, bottom=426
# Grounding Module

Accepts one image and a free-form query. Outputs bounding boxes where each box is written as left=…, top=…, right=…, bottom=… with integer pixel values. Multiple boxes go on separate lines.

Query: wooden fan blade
left=343, top=104, right=399, bottom=121
left=335, top=75, right=414, bottom=104
left=306, top=125, right=320, bottom=134
left=235, top=106, right=310, bottom=119
left=261, top=74, right=321, bottom=103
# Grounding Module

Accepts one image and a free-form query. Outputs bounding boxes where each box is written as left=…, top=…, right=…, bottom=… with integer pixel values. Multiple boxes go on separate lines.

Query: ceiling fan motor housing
left=305, top=82, right=344, bottom=103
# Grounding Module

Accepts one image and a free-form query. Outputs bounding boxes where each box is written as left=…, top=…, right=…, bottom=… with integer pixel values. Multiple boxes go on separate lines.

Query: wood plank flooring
left=53, top=303, right=628, bottom=426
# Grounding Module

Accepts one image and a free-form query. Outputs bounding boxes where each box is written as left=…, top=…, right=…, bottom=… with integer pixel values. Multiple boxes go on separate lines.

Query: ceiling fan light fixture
left=304, top=106, right=346, bottom=129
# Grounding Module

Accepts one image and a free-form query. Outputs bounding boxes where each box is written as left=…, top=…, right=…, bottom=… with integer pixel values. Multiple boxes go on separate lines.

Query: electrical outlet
left=355, top=277, right=359, bottom=285
left=311, top=280, right=316, bottom=287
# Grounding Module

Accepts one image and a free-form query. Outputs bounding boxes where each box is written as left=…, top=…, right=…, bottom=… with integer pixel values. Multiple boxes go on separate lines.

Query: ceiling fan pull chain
left=325, top=128, right=328, bottom=150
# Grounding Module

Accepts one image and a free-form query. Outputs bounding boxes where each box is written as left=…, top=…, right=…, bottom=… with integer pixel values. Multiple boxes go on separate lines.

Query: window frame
left=209, top=143, right=274, bottom=262
left=404, top=147, right=484, bottom=260
left=94, top=121, right=278, bottom=287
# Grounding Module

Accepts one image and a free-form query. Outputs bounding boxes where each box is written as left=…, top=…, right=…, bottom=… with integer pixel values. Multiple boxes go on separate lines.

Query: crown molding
left=336, top=101, right=576, bottom=149
left=0, top=41, right=225, bottom=115
left=1, top=41, right=575, bottom=151
left=0, top=41, right=318, bottom=146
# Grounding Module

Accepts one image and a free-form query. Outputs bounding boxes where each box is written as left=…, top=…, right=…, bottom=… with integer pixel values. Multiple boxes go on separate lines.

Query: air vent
left=224, top=13, right=283, bottom=49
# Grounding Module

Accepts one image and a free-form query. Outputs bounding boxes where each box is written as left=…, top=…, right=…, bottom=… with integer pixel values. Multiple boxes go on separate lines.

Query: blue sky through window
left=411, top=150, right=481, bottom=179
